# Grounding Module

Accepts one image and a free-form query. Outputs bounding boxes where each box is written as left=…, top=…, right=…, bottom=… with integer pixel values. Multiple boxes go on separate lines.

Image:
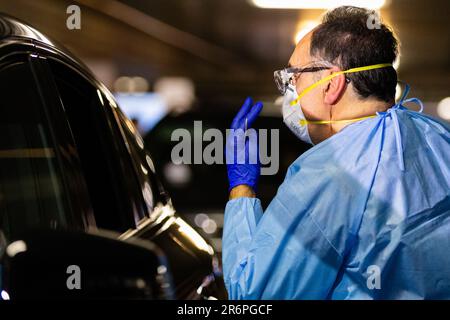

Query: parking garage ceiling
left=0, top=0, right=449, bottom=103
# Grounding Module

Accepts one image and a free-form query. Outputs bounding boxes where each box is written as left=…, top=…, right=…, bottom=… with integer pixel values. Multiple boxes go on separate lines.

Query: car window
left=0, top=59, right=71, bottom=241
left=48, top=59, right=145, bottom=232
left=113, top=108, right=168, bottom=213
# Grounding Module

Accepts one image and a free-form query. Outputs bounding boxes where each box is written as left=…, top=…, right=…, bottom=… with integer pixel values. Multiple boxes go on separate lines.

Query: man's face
left=288, top=31, right=332, bottom=143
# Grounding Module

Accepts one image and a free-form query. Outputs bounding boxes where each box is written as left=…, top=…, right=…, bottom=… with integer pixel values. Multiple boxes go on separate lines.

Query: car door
left=35, top=51, right=223, bottom=299
left=0, top=53, right=91, bottom=241
left=42, top=56, right=148, bottom=232
left=0, top=52, right=93, bottom=295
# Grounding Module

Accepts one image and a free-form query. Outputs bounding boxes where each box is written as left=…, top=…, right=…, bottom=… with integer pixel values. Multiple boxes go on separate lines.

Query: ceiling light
left=393, top=56, right=400, bottom=70
left=294, top=20, right=319, bottom=44
left=395, top=84, right=402, bottom=101
left=201, top=219, right=218, bottom=234
left=154, top=77, right=195, bottom=114
left=250, top=0, right=387, bottom=9
left=437, top=97, right=450, bottom=121
left=114, top=76, right=149, bottom=93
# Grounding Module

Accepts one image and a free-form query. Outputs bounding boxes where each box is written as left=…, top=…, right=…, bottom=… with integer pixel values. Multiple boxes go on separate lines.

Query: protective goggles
left=274, top=63, right=393, bottom=99
left=274, top=64, right=330, bottom=95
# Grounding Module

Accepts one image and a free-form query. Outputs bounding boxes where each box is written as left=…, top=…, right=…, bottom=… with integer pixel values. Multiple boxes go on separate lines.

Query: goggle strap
left=290, top=63, right=393, bottom=106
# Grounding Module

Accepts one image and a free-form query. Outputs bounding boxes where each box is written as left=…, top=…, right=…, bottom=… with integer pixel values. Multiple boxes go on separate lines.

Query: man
left=223, top=6, right=450, bottom=299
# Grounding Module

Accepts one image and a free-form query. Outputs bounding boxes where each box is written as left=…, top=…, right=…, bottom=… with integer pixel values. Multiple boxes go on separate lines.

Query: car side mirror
left=1, top=229, right=174, bottom=300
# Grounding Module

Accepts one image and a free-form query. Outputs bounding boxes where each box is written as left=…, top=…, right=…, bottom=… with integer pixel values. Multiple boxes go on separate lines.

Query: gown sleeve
left=222, top=175, right=348, bottom=299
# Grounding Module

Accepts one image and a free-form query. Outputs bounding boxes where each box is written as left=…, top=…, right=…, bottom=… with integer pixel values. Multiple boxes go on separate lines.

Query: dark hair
left=310, top=6, right=398, bottom=102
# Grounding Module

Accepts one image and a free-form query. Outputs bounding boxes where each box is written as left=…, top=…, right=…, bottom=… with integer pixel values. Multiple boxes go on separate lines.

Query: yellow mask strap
left=299, top=115, right=377, bottom=126
left=291, top=63, right=393, bottom=106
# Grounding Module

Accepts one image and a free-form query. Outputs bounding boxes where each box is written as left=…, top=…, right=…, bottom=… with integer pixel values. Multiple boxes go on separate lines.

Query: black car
left=0, top=14, right=225, bottom=300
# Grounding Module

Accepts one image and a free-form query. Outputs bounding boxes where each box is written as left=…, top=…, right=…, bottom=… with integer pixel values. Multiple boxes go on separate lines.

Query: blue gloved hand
left=226, top=97, right=263, bottom=192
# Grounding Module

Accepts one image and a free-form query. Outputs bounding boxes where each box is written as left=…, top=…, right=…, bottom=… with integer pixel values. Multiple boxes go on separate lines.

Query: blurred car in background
left=0, top=14, right=226, bottom=300
left=145, top=108, right=310, bottom=253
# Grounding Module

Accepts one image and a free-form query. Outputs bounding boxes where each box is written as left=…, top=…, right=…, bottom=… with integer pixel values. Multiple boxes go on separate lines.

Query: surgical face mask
left=281, top=63, right=394, bottom=145
left=282, top=85, right=313, bottom=145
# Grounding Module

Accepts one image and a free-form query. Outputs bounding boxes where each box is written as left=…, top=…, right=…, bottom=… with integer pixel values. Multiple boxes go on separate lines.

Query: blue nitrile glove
left=226, top=97, right=263, bottom=192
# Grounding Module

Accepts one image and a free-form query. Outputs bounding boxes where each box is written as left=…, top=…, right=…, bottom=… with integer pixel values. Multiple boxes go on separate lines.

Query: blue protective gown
left=222, top=102, right=450, bottom=299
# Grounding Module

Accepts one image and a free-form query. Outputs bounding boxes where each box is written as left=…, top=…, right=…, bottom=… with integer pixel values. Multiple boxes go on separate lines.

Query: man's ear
left=324, top=66, right=347, bottom=105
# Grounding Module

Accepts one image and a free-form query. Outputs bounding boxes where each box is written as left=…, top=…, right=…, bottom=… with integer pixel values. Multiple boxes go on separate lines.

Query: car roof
left=0, top=13, right=55, bottom=44
left=0, top=13, right=89, bottom=68
left=0, top=13, right=121, bottom=115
